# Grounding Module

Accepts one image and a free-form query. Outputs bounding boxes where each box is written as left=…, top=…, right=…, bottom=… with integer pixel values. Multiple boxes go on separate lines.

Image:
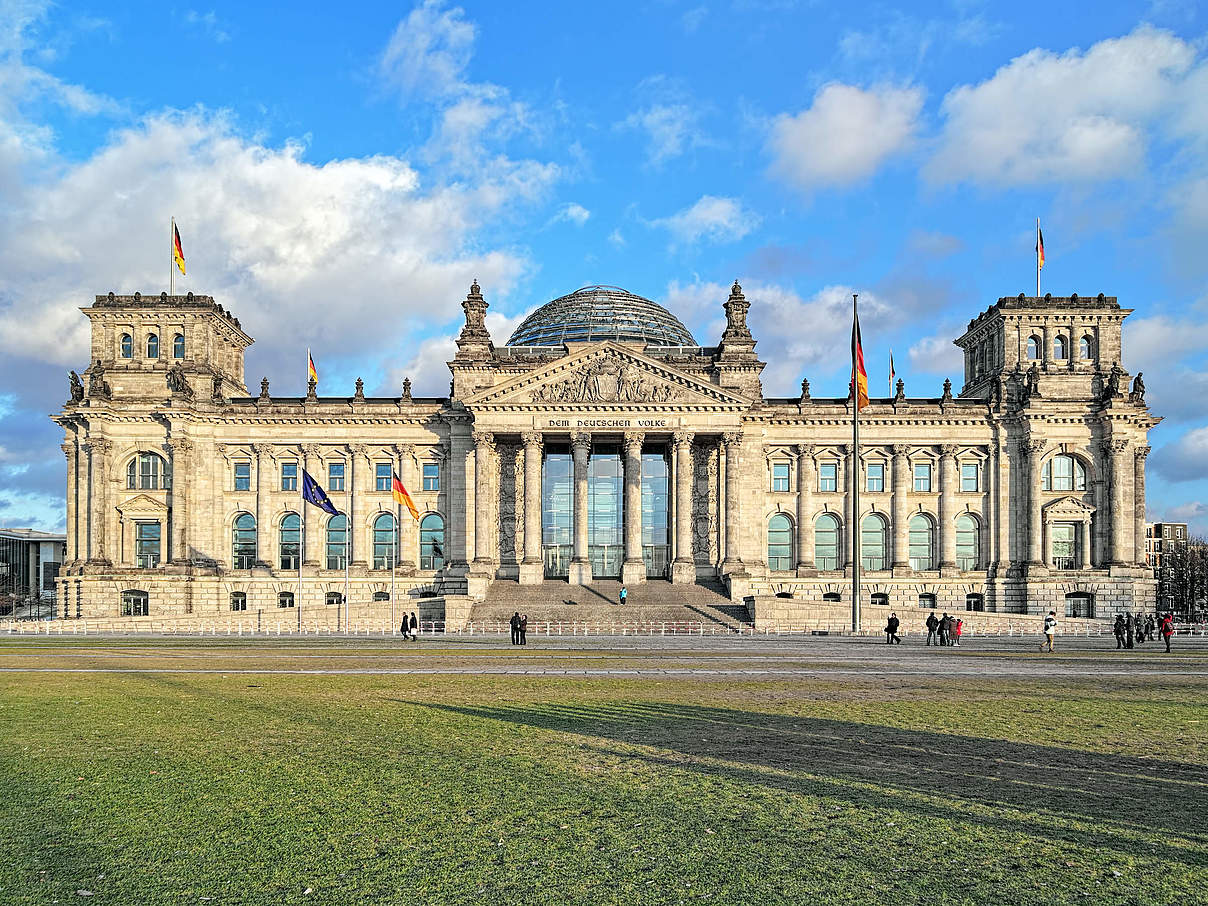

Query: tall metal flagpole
left=852, top=292, right=862, bottom=635
left=169, top=217, right=175, bottom=296
left=297, top=468, right=304, bottom=630
left=343, top=530, right=350, bottom=634
left=1036, top=218, right=1041, bottom=298
left=391, top=508, right=397, bottom=633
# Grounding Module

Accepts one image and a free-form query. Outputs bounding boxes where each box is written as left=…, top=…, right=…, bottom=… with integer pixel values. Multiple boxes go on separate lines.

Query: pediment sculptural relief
left=530, top=358, right=678, bottom=404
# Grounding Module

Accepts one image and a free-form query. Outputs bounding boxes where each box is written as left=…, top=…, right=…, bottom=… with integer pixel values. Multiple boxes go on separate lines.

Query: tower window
left=1026, top=335, right=1040, bottom=360
left=1080, top=335, right=1094, bottom=359
left=146, top=334, right=159, bottom=358
left=1054, top=335, right=1068, bottom=359
left=173, top=333, right=185, bottom=358
left=120, top=333, right=133, bottom=358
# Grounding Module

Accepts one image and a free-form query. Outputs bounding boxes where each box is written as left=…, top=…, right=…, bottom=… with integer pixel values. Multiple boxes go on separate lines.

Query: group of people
left=399, top=612, right=420, bottom=641
left=1114, top=611, right=1176, bottom=652
left=509, top=611, right=529, bottom=645
left=883, top=611, right=964, bottom=645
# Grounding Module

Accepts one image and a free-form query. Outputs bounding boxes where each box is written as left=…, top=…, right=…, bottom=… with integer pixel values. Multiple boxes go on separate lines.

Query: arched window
left=279, top=513, right=301, bottom=570
left=1053, top=335, right=1068, bottom=359
left=814, top=513, right=840, bottom=571
left=420, top=513, right=445, bottom=571
left=1026, top=335, right=1040, bottom=359
left=966, top=593, right=985, bottom=612
left=1041, top=454, right=1087, bottom=492
left=1079, top=335, right=1093, bottom=359
left=146, top=333, right=159, bottom=358
left=909, top=514, right=935, bottom=570
left=767, top=513, right=793, bottom=571
left=373, top=513, right=397, bottom=570
left=861, top=514, right=887, bottom=571
left=326, top=514, right=348, bottom=570
left=278, top=591, right=295, bottom=609
left=120, top=589, right=149, bottom=617
left=173, top=333, right=185, bottom=359
left=120, top=333, right=133, bottom=358
left=955, top=514, right=979, bottom=570
left=126, top=452, right=169, bottom=490
left=232, top=513, right=256, bottom=569
left=230, top=592, right=247, bottom=612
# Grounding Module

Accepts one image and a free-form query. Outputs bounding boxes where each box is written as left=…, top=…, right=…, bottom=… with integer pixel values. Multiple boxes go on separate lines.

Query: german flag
left=1036, top=226, right=1045, bottom=271
left=307, top=350, right=318, bottom=384
left=173, top=222, right=186, bottom=276
left=851, top=310, right=869, bottom=411
left=392, top=472, right=419, bottom=521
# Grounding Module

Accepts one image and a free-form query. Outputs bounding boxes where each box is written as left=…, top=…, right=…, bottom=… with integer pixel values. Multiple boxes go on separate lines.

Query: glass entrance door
left=542, top=449, right=571, bottom=578
left=588, top=446, right=623, bottom=578
left=641, top=449, right=670, bottom=578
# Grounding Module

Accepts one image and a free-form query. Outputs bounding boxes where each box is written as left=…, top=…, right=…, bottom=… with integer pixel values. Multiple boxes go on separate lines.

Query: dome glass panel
left=506, top=285, right=696, bottom=347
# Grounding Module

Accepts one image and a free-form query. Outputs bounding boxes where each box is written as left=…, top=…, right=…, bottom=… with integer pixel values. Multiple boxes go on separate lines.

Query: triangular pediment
left=1042, top=495, right=1095, bottom=518
left=465, top=342, right=750, bottom=409
left=116, top=493, right=170, bottom=516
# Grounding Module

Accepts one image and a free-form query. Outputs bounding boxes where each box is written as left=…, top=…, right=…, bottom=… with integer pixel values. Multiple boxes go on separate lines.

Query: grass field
left=1, top=638, right=1205, bottom=905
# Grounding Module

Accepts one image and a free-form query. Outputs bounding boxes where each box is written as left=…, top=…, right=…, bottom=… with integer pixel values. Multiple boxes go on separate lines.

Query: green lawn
left=1, top=642, right=1205, bottom=905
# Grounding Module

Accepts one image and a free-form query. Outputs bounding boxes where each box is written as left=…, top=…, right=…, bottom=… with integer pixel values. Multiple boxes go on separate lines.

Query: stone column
left=252, top=443, right=273, bottom=568
left=939, top=444, right=958, bottom=570
left=1081, top=520, right=1092, bottom=570
left=446, top=417, right=474, bottom=575
left=166, top=438, right=194, bottom=564
left=569, top=432, right=592, bottom=585
left=671, top=431, right=694, bottom=582
left=348, top=444, right=368, bottom=568
left=519, top=432, right=544, bottom=585
left=622, top=431, right=646, bottom=585
left=843, top=445, right=856, bottom=570
left=891, top=445, right=910, bottom=570
left=301, top=444, right=322, bottom=568
left=1026, top=439, right=1046, bottom=566
left=472, top=431, right=495, bottom=568
left=795, top=444, right=815, bottom=572
left=83, top=437, right=112, bottom=564
left=721, top=431, right=744, bottom=575
left=1105, top=438, right=1130, bottom=566
left=1134, top=446, right=1150, bottom=567
left=62, top=442, right=78, bottom=565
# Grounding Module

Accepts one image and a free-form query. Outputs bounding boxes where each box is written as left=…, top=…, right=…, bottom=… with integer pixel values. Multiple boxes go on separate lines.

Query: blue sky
left=2, top=0, right=1207, bottom=533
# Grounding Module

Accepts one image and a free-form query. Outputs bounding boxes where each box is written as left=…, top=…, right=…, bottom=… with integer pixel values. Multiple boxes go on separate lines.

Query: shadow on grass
left=410, top=700, right=1208, bottom=862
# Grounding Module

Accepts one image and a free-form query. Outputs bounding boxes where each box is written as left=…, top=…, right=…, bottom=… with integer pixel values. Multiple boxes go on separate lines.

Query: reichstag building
left=53, top=280, right=1157, bottom=621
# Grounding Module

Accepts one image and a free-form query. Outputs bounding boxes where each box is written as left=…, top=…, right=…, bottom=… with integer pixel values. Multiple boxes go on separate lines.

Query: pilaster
left=795, top=444, right=815, bottom=573
left=301, top=443, right=322, bottom=568
left=348, top=444, right=369, bottom=569
left=938, top=444, right=958, bottom=572
left=83, top=437, right=112, bottom=565
left=891, top=445, right=910, bottom=570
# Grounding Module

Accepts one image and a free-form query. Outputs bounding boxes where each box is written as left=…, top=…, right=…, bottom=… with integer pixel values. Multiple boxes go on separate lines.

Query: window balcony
left=1052, top=556, right=1077, bottom=571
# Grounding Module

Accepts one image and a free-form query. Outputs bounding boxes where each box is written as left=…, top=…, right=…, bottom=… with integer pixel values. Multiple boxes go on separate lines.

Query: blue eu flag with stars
left=301, top=468, right=339, bottom=516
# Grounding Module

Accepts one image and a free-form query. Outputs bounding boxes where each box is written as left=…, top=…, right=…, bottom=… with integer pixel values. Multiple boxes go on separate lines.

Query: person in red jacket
left=953, top=617, right=964, bottom=647
left=1161, top=613, right=1175, bottom=653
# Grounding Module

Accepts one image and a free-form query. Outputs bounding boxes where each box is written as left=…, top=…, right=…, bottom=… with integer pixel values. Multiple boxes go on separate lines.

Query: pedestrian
left=939, top=613, right=951, bottom=646
left=1113, top=614, right=1126, bottom=649
left=1145, top=614, right=1156, bottom=642
left=1040, top=610, right=1058, bottom=652
left=1125, top=612, right=1135, bottom=649
left=510, top=611, right=521, bottom=646
left=409, top=611, right=419, bottom=641
left=1134, top=612, right=1145, bottom=645
left=925, top=611, right=939, bottom=646
left=619, top=585, right=627, bottom=606
left=400, top=619, right=410, bottom=641
left=519, top=613, right=528, bottom=646
left=885, top=612, right=901, bottom=644
left=1161, top=613, right=1174, bottom=653
left=953, top=618, right=963, bottom=647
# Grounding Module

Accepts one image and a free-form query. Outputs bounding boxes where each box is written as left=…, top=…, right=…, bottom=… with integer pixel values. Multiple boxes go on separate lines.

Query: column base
left=518, top=561, right=544, bottom=585
left=568, top=559, right=593, bottom=585
left=723, top=570, right=751, bottom=603
left=795, top=563, right=817, bottom=577
left=621, top=559, right=647, bottom=585
left=671, top=559, right=696, bottom=584
left=720, top=558, right=744, bottom=576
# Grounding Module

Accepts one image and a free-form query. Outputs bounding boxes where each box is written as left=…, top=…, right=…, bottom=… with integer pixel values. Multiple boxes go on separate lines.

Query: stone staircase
left=471, top=578, right=752, bottom=630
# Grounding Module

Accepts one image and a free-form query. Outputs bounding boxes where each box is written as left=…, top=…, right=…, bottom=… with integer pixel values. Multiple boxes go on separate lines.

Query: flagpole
left=170, top=217, right=175, bottom=296
left=298, top=467, right=304, bottom=629
left=343, top=527, right=350, bottom=634
left=852, top=293, right=862, bottom=635
left=1036, top=218, right=1041, bottom=297
left=391, top=508, right=397, bottom=634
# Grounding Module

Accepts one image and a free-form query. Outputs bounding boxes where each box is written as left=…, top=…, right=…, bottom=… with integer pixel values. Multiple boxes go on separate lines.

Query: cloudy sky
left=2, top=0, right=1207, bottom=533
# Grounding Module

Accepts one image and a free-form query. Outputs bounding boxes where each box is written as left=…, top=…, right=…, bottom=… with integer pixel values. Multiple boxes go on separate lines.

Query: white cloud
left=618, top=76, right=710, bottom=167
left=927, top=26, right=1198, bottom=186
left=607, top=228, right=625, bottom=248
left=651, top=195, right=758, bottom=246
left=1152, top=426, right=1208, bottom=483
left=551, top=202, right=590, bottom=227
left=907, top=331, right=964, bottom=376
left=377, top=0, right=477, bottom=101
left=681, top=6, right=708, bottom=33
left=185, top=10, right=230, bottom=43
left=767, top=82, right=922, bottom=191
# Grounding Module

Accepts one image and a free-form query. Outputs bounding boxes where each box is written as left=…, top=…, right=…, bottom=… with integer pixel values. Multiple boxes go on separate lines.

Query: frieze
left=529, top=358, right=678, bottom=404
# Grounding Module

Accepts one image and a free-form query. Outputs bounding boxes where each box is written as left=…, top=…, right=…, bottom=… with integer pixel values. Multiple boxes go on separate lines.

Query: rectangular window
left=1051, top=523, right=1077, bottom=570
left=135, top=522, right=161, bottom=569
left=819, top=462, right=837, bottom=492
left=422, top=463, right=440, bottom=491
left=234, top=461, right=251, bottom=491
left=281, top=461, right=298, bottom=492
left=328, top=461, right=345, bottom=492
left=375, top=462, right=392, bottom=491
left=866, top=462, right=884, bottom=492
left=913, top=462, right=932, bottom=492
left=772, top=462, right=790, bottom=492
left=961, top=462, right=979, bottom=492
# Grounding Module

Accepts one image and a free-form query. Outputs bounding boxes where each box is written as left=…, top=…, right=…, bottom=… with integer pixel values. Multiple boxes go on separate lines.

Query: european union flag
left=301, top=468, right=339, bottom=516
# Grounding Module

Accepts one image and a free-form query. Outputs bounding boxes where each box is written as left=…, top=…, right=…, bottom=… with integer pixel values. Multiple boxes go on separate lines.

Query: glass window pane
left=280, top=514, right=301, bottom=570
left=376, top=463, right=392, bottom=491
left=420, top=513, right=445, bottom=570
left=422, top=463, right=440, bottom=491
left=814, top=514, right=839, bottom=570
left=866, top=463, right=884, bottom=492
left=768, top=514, right=792, bottom=571
left=135, top=522, right=161, bottom=568
left=772, top=462, right=789, bottom=492
left=232, top=513, right=256, bottom=568
left=961, top=463, right=978, bottom=492
left=861, top=516, right=885, bottom=570
left=914, top=463, right=932, bottom=492
left=328, top=462, right=345, bottom=491
left=234, top=462, right=251, bottom=491
left=326, top=514, right=348, bottom=570
left=956, top=515, right=979, bottom=570
left=373, top=513, right=397, bottom=569
left=819, top=462, right=837, bottom=492
left=173, top=334, right=185, bottom=358
left=909, top=515, right=933, bottom=570
left=281, top=462, right=298, bottom=491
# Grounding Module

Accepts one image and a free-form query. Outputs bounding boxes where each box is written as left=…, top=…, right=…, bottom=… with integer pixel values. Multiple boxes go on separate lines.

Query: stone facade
left=53, top=283, right=1158, bottom=622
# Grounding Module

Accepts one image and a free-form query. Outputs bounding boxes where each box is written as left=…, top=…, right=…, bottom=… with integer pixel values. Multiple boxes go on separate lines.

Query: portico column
left=621, top=431, right=646, bottom=585
left=1026, top=439, right=1046, bottom=567
left=939, top=444, right=958, bottom=570
left=348, top=444, right=368, bottom=568
left=891, top=445, right=910, bottom=570
left=569, top=432, right=592, bottom=585
left=472, top=431, right=495, bottom=568
left=519, top=432, right=544, bottom=584
left=301, top=444, right=322, bottom=567
left=83, top=437, right=112, bottom=564
left=1081, top=520, right=1091, bottom=569
left=251, top=444, right=273, bottom=567
left=671, top=431, right=695, bottom=583
left=166, top=438, right=193, bottom=564
left=1105, top=438, right=1130, bottom=566
left=62, top=442, right=78, bottom=565
left=721, top=431, right=744, bottom=574
left=795, top=444, right=815, bottom=572
left=1134, top=446, right=1150, bottom=567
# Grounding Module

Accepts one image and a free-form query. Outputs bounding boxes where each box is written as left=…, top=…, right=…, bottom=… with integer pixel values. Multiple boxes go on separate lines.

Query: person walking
left=925, top=611, right=939, bottom=646
left=519, top=613, right=528, bottom=646
left=400, top=618, right=410, bottom=641
left=885, top=612, right=901, bottom=644
left=1145, top=614, right=1157, bottom=642
left=1134, top=612, right=1146, bottom=645
left=1040, top=610, right=1058, bottom=652
left=1125, top=612, right=1135, bottom=649
left=953, top=618, right=963, bottom=647
left=1161, top=613, right=1174, bottom=653
left=939, top=613, right=951, bottom=646
left=509, top=611, right=521, bottom=646
left=409, top=611, right=419, bottom=642
left=619, top=585, right=627, bottom=606
left=1114, top=614, right=1127, bottom=649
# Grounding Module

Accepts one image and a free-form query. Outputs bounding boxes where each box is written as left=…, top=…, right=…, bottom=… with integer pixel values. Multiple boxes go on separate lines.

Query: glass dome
left=506, top=285, right=697, bottom=347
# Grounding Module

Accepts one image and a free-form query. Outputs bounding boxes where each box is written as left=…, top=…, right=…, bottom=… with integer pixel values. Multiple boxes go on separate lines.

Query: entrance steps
left=472, top=578, right=752, bottom=630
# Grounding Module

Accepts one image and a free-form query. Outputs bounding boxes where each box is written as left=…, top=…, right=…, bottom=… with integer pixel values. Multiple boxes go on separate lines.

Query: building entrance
left=542, top=449, right=571, bottom=578
left=588, top=446, right=623, bottom=578
left=641, top=450, right=670, bottom=578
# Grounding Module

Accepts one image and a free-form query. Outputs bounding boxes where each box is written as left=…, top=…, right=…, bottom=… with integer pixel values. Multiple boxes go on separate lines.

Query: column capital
left=1134, top=445, right=1151, bottom=461
left=347, top=443, right=369, bottom=458
left=1025, top=438, right=1047, bottom=458
left=61, top=442, right=74, bottom=459
left=721, top=431, right=743, bottom=448
left=570, top=431, right=591, bottom=454
left=300, top=443, right=322, bottom=458
left=251, top=442, right=274, bottom=458
left=164, top=438, right=194, bottom=457
left=393, top=443, right=415, bottom=458
left=939, top=444, right=959, bottom=459
left=521, top=431, right=544, bottom=449
left=471, top=430, right=495, bottom=451
left=891, top=443, right=910, bottom=456
left=794, top=443, right=814, bottom=459
left=672, top=430, right=694, bottom=447
left=623, top=431, right=644, bottom=455
left=1102, top=438, right=1129, bottom=456
left=83, top=437, right=112, bottom=456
